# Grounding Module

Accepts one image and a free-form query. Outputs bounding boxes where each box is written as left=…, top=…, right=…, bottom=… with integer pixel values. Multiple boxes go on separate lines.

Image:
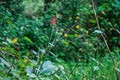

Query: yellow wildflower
left=79, top=48, right=82, bottom=51
left=86, top=31, right=89, bottom=34
left=75, top=25, right=80, bottom=29
left=64, top=34, right=68, bottom=37
left=110, top=28, right=114, bottom=31
left=75, top=34, right=78, bottom=37
left=57, top=14, right=62, bottom=17
left=76, top=16, right=80, bottom=20
left=24, top=59, right=29, bottom=63
left=77, top=34, right=80, bottom=36
left=12, top=38, right=18, bottom=44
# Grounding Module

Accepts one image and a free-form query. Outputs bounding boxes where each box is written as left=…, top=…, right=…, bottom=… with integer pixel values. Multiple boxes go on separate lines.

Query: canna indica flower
left=51, top=17, right=57, bottom=26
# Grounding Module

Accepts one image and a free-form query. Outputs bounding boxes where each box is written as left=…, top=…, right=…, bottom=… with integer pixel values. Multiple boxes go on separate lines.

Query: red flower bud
left=51, top=17, right=57, bottom=26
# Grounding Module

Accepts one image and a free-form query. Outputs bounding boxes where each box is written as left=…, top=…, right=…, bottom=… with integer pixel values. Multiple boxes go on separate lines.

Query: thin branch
left=91, top=0, right=119, bottom=79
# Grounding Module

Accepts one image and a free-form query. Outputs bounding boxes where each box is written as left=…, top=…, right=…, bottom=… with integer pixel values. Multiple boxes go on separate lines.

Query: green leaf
left=42, top=61, right=57, bottom=75
left=115, top=68, right=120, bottom=72
left=23, top=36, right=33, bottom=44
left=98, top=6, right=104, bottom=11
left=0, top=58, right=11, bottom=67
left=90, top=19, right=97, bottom=23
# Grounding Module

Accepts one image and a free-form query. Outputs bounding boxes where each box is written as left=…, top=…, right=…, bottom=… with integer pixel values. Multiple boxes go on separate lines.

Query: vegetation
left=0, top=0, right=120, bottom=80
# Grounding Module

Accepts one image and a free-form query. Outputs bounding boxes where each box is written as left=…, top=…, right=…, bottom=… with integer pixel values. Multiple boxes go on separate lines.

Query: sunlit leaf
left=94, top=30, right=103, bottom=34
left=39, top=48, right=46, bottom=54
left=115, top=68, right=120, bottom=72
left=90, top=57, right=104, bottom=66
left=90, top=19, right=97, bottom=23
left=0, top=58, right=11, bottom=67
left=31, top=50, right=38, bottom=55
left=27, top=73, right=37, bottom=78
left=26, top=67, right=33, bottom=74
left=48, top=42, right=54, bottom=47
left=42, top=61, right=57, bottom=74
left=93, top=66, right=99, bottom=71
left=23, top=36, right=33, bottom=44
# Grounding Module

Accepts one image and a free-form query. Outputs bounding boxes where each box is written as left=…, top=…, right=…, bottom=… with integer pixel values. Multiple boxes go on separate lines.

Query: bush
left=0, top=0, right=120, bottom=79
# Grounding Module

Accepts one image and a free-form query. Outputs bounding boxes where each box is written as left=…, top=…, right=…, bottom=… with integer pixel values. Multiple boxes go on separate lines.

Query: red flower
left=51, top=17, right=57, bottom=26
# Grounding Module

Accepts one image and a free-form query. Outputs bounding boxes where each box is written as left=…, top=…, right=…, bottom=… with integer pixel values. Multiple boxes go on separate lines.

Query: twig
left=91, top=0, right=120, bottom=79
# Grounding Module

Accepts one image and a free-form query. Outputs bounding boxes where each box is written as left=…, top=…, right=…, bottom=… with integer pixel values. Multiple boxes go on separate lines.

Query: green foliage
left=0, top=0, right=120, bottom=79
left=22, top=0, right=44, bottom=16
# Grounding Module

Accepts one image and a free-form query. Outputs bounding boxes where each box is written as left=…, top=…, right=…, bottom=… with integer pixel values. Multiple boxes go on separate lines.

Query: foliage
left=0, top=0, right=120, bottom=79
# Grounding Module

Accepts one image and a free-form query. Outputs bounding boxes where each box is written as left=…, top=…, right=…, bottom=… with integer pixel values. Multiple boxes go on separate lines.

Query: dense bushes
left=0, top=0, right=120, bottom=79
